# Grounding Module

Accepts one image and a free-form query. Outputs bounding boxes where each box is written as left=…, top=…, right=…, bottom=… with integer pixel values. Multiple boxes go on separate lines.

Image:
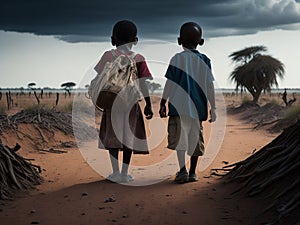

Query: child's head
left=111, top=20, right=138, bottom=47
left=178, top=22, right=204, bottom=49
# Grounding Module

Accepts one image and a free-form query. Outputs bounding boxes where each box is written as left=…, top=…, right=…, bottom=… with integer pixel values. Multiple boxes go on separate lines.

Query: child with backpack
left=93, top=20, right=153, bottom=183
left=159, top=22, right=216, bottom=183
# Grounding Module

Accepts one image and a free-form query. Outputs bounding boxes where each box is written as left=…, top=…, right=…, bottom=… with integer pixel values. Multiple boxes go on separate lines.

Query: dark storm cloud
left=0, top=0, right=300, bottom=42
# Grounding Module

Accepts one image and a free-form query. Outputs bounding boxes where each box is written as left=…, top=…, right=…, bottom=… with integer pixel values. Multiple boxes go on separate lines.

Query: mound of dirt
left=227, top=102, right=297, bottom=132
left=227, top=101, right=260, bottom=114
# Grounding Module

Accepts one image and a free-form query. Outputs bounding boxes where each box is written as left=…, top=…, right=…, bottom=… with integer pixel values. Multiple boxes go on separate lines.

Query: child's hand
left=209, top=109, right=216, bottom=123
left=144, top=104, right=153, bottom=120
left=159, top=104, right=167, bottom=118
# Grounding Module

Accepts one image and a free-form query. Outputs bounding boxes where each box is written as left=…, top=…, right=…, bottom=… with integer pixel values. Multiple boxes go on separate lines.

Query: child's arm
left=140, top=80, right=153, bottom=120
left=207, top=81, right=216, bottom=122
left=94, top=51, right=111, bottom=74
left=159, top=80, right=172, bottom=118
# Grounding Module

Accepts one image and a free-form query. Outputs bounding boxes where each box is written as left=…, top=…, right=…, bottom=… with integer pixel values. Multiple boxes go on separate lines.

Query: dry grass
left=284, top=105, right=300, bottom=121
left=1, top=90, right=299, bottom=123
left=0, top=104, right=5, bottom=115
left=0, top=92, right=76, bottom=115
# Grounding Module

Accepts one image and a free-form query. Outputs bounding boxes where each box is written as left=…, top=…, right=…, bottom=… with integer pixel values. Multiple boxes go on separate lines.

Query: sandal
left=121, top=174, right=134, bottom=183
left=107, top=172, right=121, bottom=183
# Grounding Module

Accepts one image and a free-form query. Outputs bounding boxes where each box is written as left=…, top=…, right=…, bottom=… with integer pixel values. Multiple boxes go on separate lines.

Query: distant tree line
left=0, top=81, right=77, bottom=111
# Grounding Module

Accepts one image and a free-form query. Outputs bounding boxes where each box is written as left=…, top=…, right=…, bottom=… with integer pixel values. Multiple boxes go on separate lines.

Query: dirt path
left=0, top=114, right=277, bottom=225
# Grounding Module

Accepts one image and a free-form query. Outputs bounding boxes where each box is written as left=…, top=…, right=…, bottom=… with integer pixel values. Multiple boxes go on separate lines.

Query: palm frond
left=229, top=46, right=267, bottom=64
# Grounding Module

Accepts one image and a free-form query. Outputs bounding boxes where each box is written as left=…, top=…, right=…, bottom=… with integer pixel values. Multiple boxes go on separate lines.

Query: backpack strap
left=110, top=49, right=118, bottom=59
left=111, top=49, right=137, bottom=60
left=128, top=52, right=137, bottom=60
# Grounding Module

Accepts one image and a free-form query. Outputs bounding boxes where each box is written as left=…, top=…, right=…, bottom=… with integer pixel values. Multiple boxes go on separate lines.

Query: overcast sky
left=0, top=0, right=300, bottom=88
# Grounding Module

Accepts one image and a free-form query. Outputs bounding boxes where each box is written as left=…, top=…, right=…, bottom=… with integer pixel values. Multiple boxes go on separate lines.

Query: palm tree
left=229, top=46, right=285, bottom=103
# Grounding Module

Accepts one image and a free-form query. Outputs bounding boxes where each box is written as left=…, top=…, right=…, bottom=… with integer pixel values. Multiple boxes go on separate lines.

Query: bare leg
left=176, top=150, right=187, bottom=173
left=109, top=148, right=120, bottom=174
left=121, top=147, right=132, bottom=176
left=188, top=155, right=199, bottom=182
left=175, top=150, right=188, bottom=183
left=189, top=156, right=199, bottom=174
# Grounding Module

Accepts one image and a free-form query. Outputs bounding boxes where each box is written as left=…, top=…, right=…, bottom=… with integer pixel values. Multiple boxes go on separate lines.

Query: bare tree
left=28, top=82, right=41, bottom=122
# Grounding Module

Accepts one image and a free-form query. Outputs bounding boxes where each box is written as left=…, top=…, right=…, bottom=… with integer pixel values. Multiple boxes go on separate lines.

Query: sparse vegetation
left=284, top=105, right=300, bottom=121
left=58, top=101, right=73, bottom=112
left=24, top=103, right=50, bottom=113
left=227, top=93, right=300, bottom=132
left=241, top=95, right=252, bottom=104
left=58, top=98, right=92, bottom=113
left=0, top=104, right=6, bottom=115
left=269, top=98, right=281, bottom=106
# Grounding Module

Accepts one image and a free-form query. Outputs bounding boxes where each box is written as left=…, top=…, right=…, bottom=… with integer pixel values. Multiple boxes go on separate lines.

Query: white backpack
left=88, top=50, right=142, bottom=110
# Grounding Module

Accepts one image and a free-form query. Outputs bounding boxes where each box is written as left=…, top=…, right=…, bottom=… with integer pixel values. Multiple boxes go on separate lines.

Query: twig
left=38, top=148, right=67, bottom=154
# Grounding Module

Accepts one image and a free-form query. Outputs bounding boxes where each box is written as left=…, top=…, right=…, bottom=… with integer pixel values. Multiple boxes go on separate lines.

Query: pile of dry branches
left=215, top=120, right=300, bottom=224
left=0, top=141, right=42, bottom=200
left=0, top=107, right=96, bottom=141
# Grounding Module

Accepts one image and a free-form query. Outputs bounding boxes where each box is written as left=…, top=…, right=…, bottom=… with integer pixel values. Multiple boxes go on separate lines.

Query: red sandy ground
left=0, top=108, right=277, bottom=225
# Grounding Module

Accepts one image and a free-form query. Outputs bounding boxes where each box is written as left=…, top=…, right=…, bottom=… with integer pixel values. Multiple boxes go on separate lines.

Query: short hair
left=112, top=20, right=137, bottom=43
left=180, top=22, right=202, bottom=38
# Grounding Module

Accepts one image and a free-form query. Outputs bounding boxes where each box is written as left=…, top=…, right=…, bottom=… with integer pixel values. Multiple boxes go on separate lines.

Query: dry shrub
left=0, top=105, right=6, bottom=115
left=284, top=105, right=300, bottom=121
left=241, top=95, right=252, bottom=104
left=24, top=103, right=50, bottom=113
left=58, top=99, right=92, bottom=113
